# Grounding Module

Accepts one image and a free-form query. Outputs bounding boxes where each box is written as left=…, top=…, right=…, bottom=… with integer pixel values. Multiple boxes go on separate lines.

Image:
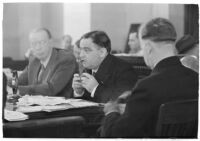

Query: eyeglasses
left=30, top=40, right=48, bottom=47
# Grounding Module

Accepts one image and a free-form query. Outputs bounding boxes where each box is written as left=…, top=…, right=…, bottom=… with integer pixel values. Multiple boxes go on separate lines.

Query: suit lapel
left=41, top=49, right=56, bottom=82
left=30, top=59, right=41, bottom=84
left=95, top=54, right=114, bottom=85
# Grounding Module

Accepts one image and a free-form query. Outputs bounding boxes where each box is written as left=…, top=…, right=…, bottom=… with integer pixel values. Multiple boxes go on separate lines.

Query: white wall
left=3, top=3, right=185, bottom=59
left=3, top=3, right=64, bottom=60
left=91, top=3, right=127, bottom=52
left=63, top=3, right=91, bottom=44
left=3, top=3, right=41, bottom=60
left=18, top=3, right=42, bottom=60
left=169, top=4, right=184, bottom=40
left=91, top=3, right=184, bottom=52
left=3, top=3, right=20, bottom=60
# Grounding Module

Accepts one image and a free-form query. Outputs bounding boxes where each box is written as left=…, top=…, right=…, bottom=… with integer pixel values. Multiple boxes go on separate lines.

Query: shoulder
left=53, top=48, right=76, bottom=64
left=110, top=54, right=133, bottom=68
left=28, top=55, right=39, bottom=65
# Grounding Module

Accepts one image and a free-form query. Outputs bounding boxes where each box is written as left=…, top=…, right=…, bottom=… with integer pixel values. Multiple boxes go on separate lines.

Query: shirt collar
left=151, top=56, right=182, bottom=74
left=40, top=49, right=52, bottom=68
left=92, top=68, right=98, bottom=73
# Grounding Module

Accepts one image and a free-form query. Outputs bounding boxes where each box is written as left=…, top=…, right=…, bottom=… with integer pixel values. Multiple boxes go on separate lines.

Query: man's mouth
left=80, top=59, right=85, bottom=63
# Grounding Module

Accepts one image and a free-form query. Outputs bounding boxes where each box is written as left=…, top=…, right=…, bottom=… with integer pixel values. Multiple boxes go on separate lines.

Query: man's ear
left=100, top=47, right=107, bottom=57
left=146, top=41, right=153, bottom=54
left=48, top=38, right=52, bottom=44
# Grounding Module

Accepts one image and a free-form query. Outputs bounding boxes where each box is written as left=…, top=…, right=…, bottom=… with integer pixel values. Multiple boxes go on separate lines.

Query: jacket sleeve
left=95, top=65, right=138, bottom=102
left=18, top=66, right=29, bottom=86
left=18, top=56, right=77, bottom=97
left=101, top=82, right=153, bottom=137
left=114, top=65, right=138, bottom=96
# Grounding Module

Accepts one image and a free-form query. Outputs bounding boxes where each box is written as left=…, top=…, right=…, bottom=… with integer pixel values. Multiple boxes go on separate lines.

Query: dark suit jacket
left=18, top=48, right=77, bottom=98
left=101, top=56, right=198, bottom=137
left=81, top=54, right=138, bottom=103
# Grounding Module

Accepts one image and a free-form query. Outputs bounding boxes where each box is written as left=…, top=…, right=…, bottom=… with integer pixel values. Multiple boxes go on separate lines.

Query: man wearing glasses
left=11, top=28, right=77, bottom=98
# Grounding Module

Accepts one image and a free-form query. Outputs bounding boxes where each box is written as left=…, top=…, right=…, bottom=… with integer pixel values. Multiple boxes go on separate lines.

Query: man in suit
left=101, top=18, right=198, bottom=137
left=72, top=31, right=138, bottom=103
left=10, top=28, right=77, bottom=98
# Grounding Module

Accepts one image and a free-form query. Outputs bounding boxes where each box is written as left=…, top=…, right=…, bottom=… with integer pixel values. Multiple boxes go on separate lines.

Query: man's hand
left=72, top=73, right=85, bottom=95
left=117, top=90, right=132, bottom=103
left=103, top=100, right=120, bottom=115
left=81, top=73, right=99, bottom=93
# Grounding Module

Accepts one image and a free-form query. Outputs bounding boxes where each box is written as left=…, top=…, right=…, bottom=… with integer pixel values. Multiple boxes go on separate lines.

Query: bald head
left=29, top=28, right=52, bottom=61
left=62, top=34, right=73, bottom=50
left=138, top=18, right=177, bottom=69
left=29, top=28, right=52, bottom=40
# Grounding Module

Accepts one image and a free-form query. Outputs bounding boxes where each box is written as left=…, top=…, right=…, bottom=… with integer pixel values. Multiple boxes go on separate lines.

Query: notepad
left=4, top=109, right=28, bottom=121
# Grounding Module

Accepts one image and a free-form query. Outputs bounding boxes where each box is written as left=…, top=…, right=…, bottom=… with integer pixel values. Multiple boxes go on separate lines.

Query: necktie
left=38, top=64, right=45, bottom=82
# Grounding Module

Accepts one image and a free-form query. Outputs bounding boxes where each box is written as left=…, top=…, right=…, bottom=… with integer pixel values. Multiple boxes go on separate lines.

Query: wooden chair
left=3, top=116, right=86, bottom=138
left=156, top=99, right=198, bottom=138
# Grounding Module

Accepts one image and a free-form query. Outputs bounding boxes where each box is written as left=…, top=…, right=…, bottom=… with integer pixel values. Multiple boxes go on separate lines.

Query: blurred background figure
left=73, top=39, right=85, bottom=74
left=73, top=39, right=81, bottom=62
left=128, top=32, right=143, bottom=56
left=61, top=34, right=73, bottom=52
left=176, top=34, right=199, bottom=73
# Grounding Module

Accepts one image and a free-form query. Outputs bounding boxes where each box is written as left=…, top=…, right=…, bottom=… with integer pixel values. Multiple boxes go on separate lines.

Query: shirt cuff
left=91, top=84, right=99, bottom=98
left=73, top=90, right=85, bottom=97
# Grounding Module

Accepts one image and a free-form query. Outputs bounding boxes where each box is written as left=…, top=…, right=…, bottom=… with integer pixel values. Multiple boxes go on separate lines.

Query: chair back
left=3, top=116, right=86, bottom=138
left=156, top=99, right=198, bottom=138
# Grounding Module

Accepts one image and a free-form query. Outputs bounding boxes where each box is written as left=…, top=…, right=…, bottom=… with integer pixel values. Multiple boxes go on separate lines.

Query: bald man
left=101, top=18, right=198, bottom=137
left=14, top=28, right=77, bottom=98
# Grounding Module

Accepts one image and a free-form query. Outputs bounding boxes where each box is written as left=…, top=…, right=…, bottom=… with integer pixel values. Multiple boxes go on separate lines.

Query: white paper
left=68, top=99, right=99, bottom=108
left=43, top=104, right=74, bottom=112
left=16, top=106, right=43, bottom=113
left=4, top=109, right=28, bottom=121
left=17, top=95, right=68, bottom=106
left=16, top=96, right=100, bottom=113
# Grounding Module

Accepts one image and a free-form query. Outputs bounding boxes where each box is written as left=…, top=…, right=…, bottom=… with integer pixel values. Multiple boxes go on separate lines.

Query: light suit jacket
left=18, top=48, right=77, bottom=98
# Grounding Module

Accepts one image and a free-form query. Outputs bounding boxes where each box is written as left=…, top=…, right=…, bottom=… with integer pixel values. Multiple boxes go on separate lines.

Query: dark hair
left=141, top=18, right=177, bottom=42
left=80, top=31, right=111, bottom=53
left=75, top=39, right=81, bottom=48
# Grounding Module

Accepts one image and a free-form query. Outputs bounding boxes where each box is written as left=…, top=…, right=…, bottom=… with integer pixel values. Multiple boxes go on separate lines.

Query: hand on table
left=117, top=90, right=132, bottom=103
left=103, top=100, right=121, bottom=115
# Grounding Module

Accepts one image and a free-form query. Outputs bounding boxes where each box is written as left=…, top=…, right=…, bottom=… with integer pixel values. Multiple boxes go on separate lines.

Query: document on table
left=4, top=109, right=28, bottom=121
left=66, top=99, right=100, bottom=108
left=15, top=96, right=100, bottom=113
left=17, top=95, right=69, bottom=106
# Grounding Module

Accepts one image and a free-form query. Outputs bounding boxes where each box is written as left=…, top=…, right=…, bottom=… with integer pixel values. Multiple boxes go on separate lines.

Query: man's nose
left=34, top=44, right=42, bottom=50
left=79, top=51, right=84, bottom=58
